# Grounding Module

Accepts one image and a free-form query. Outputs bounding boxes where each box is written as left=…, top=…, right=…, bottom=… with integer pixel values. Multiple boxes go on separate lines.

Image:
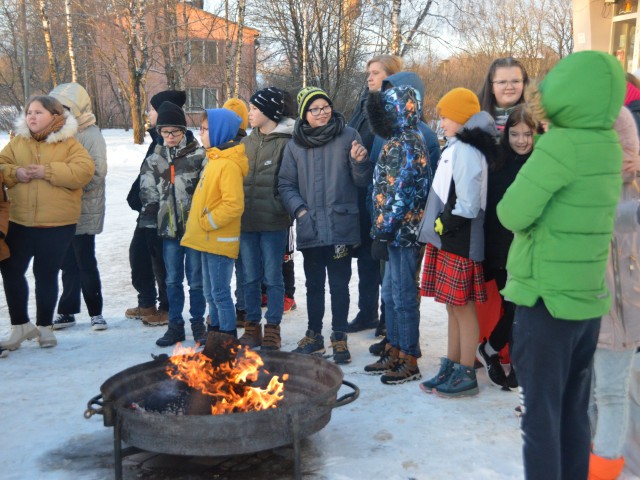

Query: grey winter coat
left=240, top=118, right=294, bottom=232
left=599, top=107, right=640, bottom=351
left=49, top=82, right=107, bottom=235
left=139, top=133, right=205, bottom=239
left=278, top=125, right=373, bottom=249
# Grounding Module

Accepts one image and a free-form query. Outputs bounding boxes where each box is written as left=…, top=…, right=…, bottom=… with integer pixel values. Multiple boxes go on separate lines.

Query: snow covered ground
left=0, top=129, right=526, bottom=479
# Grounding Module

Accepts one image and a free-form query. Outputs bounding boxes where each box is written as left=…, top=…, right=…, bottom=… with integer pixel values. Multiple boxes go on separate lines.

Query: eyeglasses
left=159, top=129, right=184, bottom=138
left=492, top=79, right=523, bottom=87
left=307, top=105, right=332, bottom=117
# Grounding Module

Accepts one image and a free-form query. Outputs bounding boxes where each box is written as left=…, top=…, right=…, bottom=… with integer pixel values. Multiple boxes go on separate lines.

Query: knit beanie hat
left=223, top=98, right=249, bottom=130
left=297, top=86, right=332, bottom=120
left=150, top=90, right=187, bottom=111
left=625, top=81, right=640, bottom=106
left=155, top=101, right=187, bottom=130
left=250, top=87, right=285, bottom=122
left=436, top=88, right=480, bottom=125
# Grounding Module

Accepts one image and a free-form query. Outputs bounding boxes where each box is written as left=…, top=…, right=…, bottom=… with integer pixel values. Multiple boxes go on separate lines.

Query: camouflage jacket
left=139, top=133, right=205, bottom=239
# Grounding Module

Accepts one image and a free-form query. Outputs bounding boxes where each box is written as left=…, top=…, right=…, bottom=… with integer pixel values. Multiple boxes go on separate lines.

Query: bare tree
left=64, top=0, right=77, bottom=82
left=39, top=0, right=58, bottom=87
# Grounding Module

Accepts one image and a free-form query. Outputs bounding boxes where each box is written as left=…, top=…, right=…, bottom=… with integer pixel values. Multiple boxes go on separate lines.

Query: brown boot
left=261, top=324, right=281, bottom=351
left=125, top=305, right=157, bottom=320
left=364, top=344, right=399, bottom=374
left=238, top=322, right=262, bottom=349
left=142, top=309, right=168, bottom=326
left=588, top=452, right=625, bottom=480
left=381, top=352, right=421, bottom=385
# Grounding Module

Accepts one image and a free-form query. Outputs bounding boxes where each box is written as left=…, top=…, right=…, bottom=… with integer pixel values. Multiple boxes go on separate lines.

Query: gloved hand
left=434, top=216, right=444, bottom=235
left=371, top=239, right=389, bottom=262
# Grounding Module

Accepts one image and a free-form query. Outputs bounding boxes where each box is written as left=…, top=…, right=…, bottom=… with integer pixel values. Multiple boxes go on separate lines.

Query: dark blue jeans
left=381, top=245, right=421, bottom=357
left=58, top=234, right=103, bottom=317
left=240, top=230, right=287, bottom=325
left=512, top=300, right=600, bottom=480
left=0, top=222, right=75, bottom=326
left=202, top=252, right=235, bottom=331
left=301, top=245, right=352, bottom=333
left=162, top=239, right=205, bottom=326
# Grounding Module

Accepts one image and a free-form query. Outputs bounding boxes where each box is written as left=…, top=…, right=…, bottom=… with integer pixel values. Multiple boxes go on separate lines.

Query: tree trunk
left=233, top=0, right=245, bottom=96
left=39, top=0, right=58, bottom=88
left=65, top=0, right=77, bottom=82
left=390, top=0, right=402, bottom=55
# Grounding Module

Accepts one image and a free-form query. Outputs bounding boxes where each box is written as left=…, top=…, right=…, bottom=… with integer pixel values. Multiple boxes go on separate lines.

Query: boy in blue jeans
left=181, top=108, right=248, bottom=338
left=139, top=101, right=206, bottom=346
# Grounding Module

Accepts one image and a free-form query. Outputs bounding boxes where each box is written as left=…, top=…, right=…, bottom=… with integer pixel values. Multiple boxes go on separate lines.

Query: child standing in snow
left=417, top=88, right=497, bottom=398
left=181, top=109, right=248, bottom=339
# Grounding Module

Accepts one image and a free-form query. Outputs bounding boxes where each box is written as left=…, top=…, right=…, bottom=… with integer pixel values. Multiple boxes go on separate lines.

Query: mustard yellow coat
left=180, top=143, right=248, bottom=259
left=0, top=112, right=94, bottom=227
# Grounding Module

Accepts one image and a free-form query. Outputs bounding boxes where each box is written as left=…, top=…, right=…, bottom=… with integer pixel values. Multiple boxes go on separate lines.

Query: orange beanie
left=436, top=88, right=480, bottom=125
left=222, top=98, right=249, bottom=131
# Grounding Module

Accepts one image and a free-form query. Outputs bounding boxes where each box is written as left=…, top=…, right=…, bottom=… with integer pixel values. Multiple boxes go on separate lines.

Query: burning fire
left=166, top=343, right=288, bottom=415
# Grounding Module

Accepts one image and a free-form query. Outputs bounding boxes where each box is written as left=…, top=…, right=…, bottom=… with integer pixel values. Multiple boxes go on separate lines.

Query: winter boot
left=292, top=330, right=325, bottom=355
left=156, top=323, right=186, bottom=347
left=239, top=322, right=262, bottom=349
left=235, top=308, right=247, bottom=329
left=0, top=346, right=8, bottom=358
left=52, top=314, right=76, bottom=330
left=0, top=322, right=39, bottom=350
left=345, top=312, right=379, bottom=333
left=435, top=363, right=479, bottom=398
left=364, top=344, right=399, bottom=374
left=142, top=309, right=169, bottom=326
left=125, top=305, right=156, bottom=320
left=220, top=329, right=238, bottom=338
left=283, top=295, right=297, bottom=314
left=369, top=337, right=389, bottom=356
left=37, top=326, right=57, bottom=348
left=588, top=453, right=625, bottom=480
left=381, top=352, right=421, bottom=385
left=261, top=324, right=281, bottom=351
left=191, top=320, right=207, bottom=345
left=503, top=367, right=518, bottom=391
left=330, top=331, right=351, bottom=364
left=374, top=301, right=387, bottom=338
left=476, top=338, right=507, bottom=387
left=420, top=357, right=455, bottom=393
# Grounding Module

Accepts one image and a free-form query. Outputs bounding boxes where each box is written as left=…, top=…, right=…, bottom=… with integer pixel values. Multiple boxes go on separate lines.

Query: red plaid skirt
left=420, top=243, right=487, bottom=305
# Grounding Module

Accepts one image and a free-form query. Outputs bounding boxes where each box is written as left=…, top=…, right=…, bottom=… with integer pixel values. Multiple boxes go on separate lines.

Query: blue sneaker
left=292, top=330, right=325, bottom=355
left=419, top=357, right=454, bottom=394
left=435, top=363, right=479, bottom=398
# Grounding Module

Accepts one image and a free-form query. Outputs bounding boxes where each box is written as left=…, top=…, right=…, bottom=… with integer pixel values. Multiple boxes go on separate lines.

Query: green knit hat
left=297, top=86, right=332, bottom=120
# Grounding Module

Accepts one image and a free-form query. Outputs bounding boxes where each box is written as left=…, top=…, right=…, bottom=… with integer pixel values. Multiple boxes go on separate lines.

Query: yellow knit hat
left=223, top=98, right=249, bottom=131
left=297, top=86, right=332, bottom=120
left=436, top=88, right=480, bottom=125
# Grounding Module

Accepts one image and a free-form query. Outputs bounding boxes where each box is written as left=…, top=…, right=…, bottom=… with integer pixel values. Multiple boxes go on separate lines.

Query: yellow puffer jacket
left=0, top=112, right=94, bottom=227
left=180, top=143, right=248, bottom=259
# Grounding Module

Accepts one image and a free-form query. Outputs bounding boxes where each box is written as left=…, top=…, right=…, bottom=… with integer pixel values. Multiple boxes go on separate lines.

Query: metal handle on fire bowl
left=84, top=394, right=104, bottom=419
left=333, top=380, right=359, bottom=408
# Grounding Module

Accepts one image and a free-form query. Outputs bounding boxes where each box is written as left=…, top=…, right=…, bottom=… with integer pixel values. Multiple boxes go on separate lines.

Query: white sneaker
left=91, top=315, right=108, bottom=331
left=37, top=326, right=57, bottom=348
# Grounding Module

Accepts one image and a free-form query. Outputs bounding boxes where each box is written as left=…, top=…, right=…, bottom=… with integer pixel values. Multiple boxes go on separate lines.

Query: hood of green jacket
left=540, top=51, right=625, bottom=130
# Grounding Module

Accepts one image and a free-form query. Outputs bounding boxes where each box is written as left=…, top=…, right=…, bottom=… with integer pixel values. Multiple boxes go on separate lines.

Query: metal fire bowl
left=86, top=351, right=359, bottom=457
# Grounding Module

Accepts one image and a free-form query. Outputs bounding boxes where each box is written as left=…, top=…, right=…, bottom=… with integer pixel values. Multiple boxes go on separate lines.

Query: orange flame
left=166, top=343, right=288, bottom=415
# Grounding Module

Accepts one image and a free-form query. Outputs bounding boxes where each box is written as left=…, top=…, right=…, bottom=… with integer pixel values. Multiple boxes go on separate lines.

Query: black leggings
left=0, top=222, right=75, bottom=326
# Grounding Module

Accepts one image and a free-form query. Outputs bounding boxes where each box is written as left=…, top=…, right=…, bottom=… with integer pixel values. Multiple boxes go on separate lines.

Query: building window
left=188, top=40, right=218, bottom=65
left=186, top=87, right=218, bottom=111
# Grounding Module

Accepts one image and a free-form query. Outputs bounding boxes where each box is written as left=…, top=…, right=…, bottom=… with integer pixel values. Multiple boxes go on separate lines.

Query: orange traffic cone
left=589, top=452, right=625, bottom=480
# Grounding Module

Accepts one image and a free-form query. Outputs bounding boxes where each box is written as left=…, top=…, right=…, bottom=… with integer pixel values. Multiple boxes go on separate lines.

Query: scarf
left=77, top=112, right=96, bottom=131
left=293, top=111, right=346, bottom=149
left=494, top=105, right=518, bottom=133
left=30, top=114, right=66, bottom=142
left=625, top=82, right=640, bottom=106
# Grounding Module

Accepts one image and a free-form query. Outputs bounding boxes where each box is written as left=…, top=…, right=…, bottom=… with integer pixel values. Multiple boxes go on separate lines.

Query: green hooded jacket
left=497, top=50, right=625, bottom=320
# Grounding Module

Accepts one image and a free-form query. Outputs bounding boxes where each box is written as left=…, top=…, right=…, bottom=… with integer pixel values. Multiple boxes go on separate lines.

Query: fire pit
left=85, top=341, right=359, bottom=480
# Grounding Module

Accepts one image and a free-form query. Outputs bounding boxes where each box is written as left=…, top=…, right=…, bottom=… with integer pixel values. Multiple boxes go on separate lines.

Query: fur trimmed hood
left=13, top=110, right=79, bottom=144
left=366, top=85, right=420, bottom=139
left=455, top=111, right=499, bottom=168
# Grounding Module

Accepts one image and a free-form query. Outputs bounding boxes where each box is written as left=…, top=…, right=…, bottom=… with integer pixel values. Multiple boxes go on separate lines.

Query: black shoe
left=502, top=367, right=518, bottom=391
left=369, top=337, right=389, bottom=356
left=191, top=320, right=207, bottom=344
left=156, top=324, right=186, bottom=347
left=476, top=339, right=507, bottom=387
left=345, top=312, right=379, bottom=333
left=52, top=314, right=76, bottom=330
